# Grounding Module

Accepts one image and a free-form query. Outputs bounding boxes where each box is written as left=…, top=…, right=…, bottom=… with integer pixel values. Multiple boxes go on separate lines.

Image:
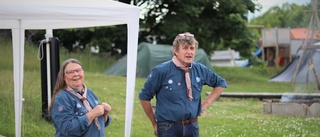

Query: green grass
left=1, top=40, right=320, bottom=137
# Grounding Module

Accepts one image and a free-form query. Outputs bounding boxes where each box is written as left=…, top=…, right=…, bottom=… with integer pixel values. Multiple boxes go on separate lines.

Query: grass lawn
left=1, top=40, right=320, bottom=137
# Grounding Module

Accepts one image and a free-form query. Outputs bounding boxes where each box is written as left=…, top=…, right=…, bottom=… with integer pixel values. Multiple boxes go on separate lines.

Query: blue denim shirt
left=139, top=60, right=227, bottom=122
left=50, top=88, right=111, bottom=137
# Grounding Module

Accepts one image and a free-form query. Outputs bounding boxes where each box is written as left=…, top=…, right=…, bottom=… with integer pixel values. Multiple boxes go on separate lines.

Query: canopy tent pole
left=45, top=29, right=53, bottom=109
left=124, top=19, right=139, bottom=137
left=12, top=19, right=25, bottom=137
left=0, top=1, right=140, bottom=136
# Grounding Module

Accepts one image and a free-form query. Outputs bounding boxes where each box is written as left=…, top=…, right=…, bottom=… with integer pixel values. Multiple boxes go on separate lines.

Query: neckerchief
left=172, top=56, right=193, bottom=100
left=66, top=84, right=101, bottom=130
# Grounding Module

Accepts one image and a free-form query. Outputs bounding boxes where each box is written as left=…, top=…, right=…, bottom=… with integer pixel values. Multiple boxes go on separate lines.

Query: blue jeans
left=157, top=120, right=199, bottom=137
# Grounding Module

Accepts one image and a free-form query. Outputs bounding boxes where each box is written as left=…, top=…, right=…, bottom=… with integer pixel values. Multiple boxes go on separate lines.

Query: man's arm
left=140, top=99, right=158, bottom=135
left=201, top=87, right=225, bottom=112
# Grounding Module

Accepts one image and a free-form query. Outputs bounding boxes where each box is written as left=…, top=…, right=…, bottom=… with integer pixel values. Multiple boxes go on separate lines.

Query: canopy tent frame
left=0, top=0, right=140, bottom=136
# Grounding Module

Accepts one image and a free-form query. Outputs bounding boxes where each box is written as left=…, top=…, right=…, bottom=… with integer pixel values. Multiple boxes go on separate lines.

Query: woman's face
left=64, top=63, right=84, bottom=90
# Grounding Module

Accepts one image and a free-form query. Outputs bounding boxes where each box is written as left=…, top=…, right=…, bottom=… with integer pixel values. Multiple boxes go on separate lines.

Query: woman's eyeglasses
left=65, top=68, right=83, bottom=75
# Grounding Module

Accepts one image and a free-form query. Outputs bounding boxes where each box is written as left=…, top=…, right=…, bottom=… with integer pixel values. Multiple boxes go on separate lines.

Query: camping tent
left=0, top=0, right=139, bottom=136
left=105, top=42, right=213, bottom=77
left=269, top=45, right=320, bottom=83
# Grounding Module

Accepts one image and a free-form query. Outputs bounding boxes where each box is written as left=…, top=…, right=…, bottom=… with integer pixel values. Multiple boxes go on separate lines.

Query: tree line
left=20, top=0, right=314, bottom=58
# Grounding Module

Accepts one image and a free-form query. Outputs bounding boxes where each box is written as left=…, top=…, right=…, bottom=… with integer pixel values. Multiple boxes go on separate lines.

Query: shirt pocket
left=191, top=83, right=201, bottom=100
left=162, top=81, right=184, bottom=101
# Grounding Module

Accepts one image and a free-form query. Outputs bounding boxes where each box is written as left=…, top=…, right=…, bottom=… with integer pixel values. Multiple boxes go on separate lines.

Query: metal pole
left=45, top=29, right=53, bottom=108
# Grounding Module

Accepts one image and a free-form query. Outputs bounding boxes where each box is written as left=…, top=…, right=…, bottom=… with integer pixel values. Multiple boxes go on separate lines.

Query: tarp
left=105, top=42, right=213, bottom=77
left=0, top=0, right=140, bottom=136
left=269, top=45, right=320, bottom=83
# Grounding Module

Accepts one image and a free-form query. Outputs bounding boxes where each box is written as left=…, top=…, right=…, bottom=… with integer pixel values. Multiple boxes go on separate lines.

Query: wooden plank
left=302, top=45, right=320, bottom=50
left=206, top=92, right=320, bottom=99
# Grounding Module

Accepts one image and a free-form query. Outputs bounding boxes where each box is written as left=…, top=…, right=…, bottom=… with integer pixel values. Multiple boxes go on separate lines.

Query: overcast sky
left=248, top=0, right=312, bottom=21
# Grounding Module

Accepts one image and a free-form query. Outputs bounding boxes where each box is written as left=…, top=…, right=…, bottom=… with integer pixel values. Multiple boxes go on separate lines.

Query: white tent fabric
left=0, top=0, right=140, bottom=136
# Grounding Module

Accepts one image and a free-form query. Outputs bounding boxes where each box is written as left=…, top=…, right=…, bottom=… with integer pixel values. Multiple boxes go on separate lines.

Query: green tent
left=104, top=42, right=213, bottom=77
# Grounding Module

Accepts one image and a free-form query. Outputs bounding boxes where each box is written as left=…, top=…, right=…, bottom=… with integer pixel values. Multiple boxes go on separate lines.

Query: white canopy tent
left=0, top=0, right=140, bottom=136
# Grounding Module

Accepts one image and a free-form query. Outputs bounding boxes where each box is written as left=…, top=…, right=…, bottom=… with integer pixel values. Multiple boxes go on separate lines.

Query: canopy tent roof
left=0, top=0, right=140, bottom=136
left=0, top=0, right=137, bottom=29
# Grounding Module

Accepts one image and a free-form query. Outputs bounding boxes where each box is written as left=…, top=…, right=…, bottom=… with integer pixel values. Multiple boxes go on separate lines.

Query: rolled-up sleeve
left=104, top=115, right=111, bottom=127
left=139, top=69, right=162, bottom=101
left=201, top=65, right=227, bottom=88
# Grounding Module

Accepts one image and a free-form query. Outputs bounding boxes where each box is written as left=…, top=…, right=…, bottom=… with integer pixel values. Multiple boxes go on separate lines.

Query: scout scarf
left=66, top=84, right=101, bottom=130
left=172, top=56, right=193, bottom=100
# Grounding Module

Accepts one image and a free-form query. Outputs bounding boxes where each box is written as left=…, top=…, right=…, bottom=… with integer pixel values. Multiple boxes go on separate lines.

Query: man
left=139, top=32, right=227, bottom=137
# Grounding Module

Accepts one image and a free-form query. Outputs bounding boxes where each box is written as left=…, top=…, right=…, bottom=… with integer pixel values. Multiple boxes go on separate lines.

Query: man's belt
left=175, top=118, right=198, bottom=125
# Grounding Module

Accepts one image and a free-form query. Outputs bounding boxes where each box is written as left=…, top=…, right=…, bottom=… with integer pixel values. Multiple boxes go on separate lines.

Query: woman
left=48, top=58, right=111, bottom=137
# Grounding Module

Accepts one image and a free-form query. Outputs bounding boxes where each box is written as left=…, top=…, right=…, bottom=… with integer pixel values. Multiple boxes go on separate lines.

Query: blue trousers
left=157, top=120, right=199, bottom=137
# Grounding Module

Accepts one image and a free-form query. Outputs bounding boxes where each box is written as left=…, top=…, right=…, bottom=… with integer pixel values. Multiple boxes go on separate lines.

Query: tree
left=249, top=2, right=311, bottom=28
left=28, top=0, right=259, bottom=58
left=31, top=26, right=128, bottom=55
left=138, top=0, right=258, bottom=57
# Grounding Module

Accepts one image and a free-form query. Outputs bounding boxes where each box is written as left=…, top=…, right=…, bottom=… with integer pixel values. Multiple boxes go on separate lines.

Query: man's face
left=174, top=43, right=196, bottom=67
